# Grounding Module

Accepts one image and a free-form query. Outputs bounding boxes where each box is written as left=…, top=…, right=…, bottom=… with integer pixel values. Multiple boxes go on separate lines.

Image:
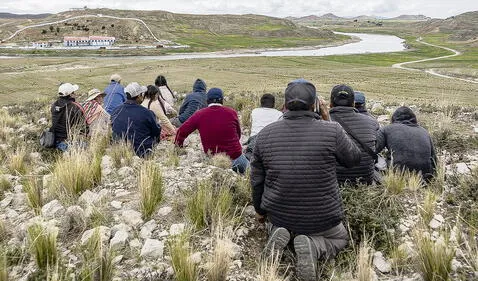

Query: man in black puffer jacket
left=329, top=84, right=379, bottom=185
left=251, top=79, right=361, bottom=281
left=377, top=106, right=437, bottom=182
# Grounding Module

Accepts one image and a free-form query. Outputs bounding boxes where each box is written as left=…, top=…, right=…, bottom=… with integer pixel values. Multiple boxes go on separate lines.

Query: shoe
left=294, top=235, right=318, bottom=281
left=263, top=227, right=290, bottom=259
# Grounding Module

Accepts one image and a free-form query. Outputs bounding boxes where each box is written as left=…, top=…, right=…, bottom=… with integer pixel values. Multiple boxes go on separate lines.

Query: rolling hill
left=416, top=11, right=478, bottom=41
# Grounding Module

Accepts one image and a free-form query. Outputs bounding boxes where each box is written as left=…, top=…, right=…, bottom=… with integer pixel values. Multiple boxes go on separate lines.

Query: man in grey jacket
left=251, top=79, right=361, bottom=281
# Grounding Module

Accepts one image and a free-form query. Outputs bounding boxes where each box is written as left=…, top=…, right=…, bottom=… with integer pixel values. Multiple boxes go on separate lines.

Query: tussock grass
left=7, top=146, right=29, bottom=175
left=0, top=250, right=6, bottom=281
left=232, top=170, right=252, bottom=206
left=0, top=175, right=11, bottom=200
left=0, top=108, right=19, bottom=128
left=139, top=161, right=164, bottom=220
left=407, top=171, right=424, bottom=191
left=79, top=228, right=114, bottom=281
left=169, top=230, right=199, bottom=281
left=206, top=219, right=233, bottom=281
left=414, top=231, right=455, bottom=281
left=0, top=219, right=7, bottom=243
left=419, top=190, right=438, bottom=225
left=27, top=222, right=58, bottom=272
left=461, top=230, right=478, bottom=272
left=210, top=153, right=232, bottom=170
left=88, top=206, right=112, bottom=228
left=24, top=177, right=43, bottom=215
left=390, top=244, right=411, bottom=274
left=108, top=141, right=135, bottom=169
left=257, top=252, right=289, bottom=281
left=382, top=166, right=407, bottom=195
left=429, top=158, right=446, bottom=193
left=164, top=145, right=180, bottom=167
left=356, top=239, right=374, bottom=281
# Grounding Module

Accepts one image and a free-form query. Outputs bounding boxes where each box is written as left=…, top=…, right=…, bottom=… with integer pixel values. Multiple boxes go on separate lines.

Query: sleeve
left=178, top=100, right=201, bottom=123
left=335, top=124, right=361, bottom=168
left=151, top=102, right=176, bottom=133
left=149, top=111, right=161, bottom=138
left=376, top=127, right=387, bottom=153
left=234, top=111, right=241, bottom=138
left=70, top=103, right=89, bottom=136
left=250, top=134, right=267, bottom=216
left=164, top=101, right=178, bottom=116
left=174, top=112, right=199, bottom=147
left=430, top=136, right=437, bottom=175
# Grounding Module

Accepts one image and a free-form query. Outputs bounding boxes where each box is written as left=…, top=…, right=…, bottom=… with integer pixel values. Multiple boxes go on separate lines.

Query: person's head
left=58, top=83, right=79, bottom=98
left=110, top=74, right=122, bottom=83
left=145, top=85, right=159, bottom=100
left=354, top=91, right=366, bottom=108
left=330, top=84, right=355, bottom=107
left=206, top=88, right=224, bottom=104
left=193, top=79, right=207, bottom=93
left=155, top=75, right=168, bottom=87
left=260, top=94, right=275, bottom=108
left=85, top=88, right=106, bottom=104
left=125, top=82, right=147, bottom=104
left=284, top=79, right=316, bottom=111
left=391, top=106, right=418, bottom=124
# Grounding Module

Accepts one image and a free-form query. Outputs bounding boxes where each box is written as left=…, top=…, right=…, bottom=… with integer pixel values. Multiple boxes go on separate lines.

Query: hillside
left=0, top=12, right=51, bottom=19
left=390, top=14, right=430, bottom=21
left=0, top=9, right=343, bottom=51
left=416, top=11, right=478, bottom=41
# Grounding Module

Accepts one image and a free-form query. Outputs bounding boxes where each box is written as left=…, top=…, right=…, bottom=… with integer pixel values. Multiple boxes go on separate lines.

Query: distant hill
left=389, top=14, right=430, bottom=21
left=318, top=13, right=345, bottom=20
left=0, top=12, right=51, bottom=19
left=417, top=11, right=478, bottom=41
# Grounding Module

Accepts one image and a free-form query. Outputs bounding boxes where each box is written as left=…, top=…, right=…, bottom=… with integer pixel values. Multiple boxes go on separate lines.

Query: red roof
left=63, top=36, right=115, bottom=41
left=89, top=36, right=115, bottom=40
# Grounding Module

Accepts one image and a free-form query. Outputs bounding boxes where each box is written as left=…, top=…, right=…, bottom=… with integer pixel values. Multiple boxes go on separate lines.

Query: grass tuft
left=24, top=177, right=43, bottom=215
left=382, top=166, right=407, bottom=195
left=419, top=190, right=438, bottom=225
left=414, top=231, right=455, bottom=281
left=169, top=230, right=199, bottom=281
left=108, top=141, right=135, bottom=169
left=257, top=252, right=289, bottom=281
left=7, top=146, right=29, bottom=175
left=27, top=222, right=58, bottom=272
left=210, top=153, right=232, bottom=170
left=356, top=239, right=374, bottom=281
left=206, top=218, right=233, bottom=281
left=79, top=228, right=114, bottom=281
left=139, top=161, right=164, bottom=220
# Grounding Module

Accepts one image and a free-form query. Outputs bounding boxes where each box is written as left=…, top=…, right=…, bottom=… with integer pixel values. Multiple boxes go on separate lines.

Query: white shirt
left=250, top=107, right=283, bottom=137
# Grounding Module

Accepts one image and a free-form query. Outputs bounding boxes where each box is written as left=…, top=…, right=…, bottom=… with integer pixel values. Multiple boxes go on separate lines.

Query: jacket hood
left=193, top=79, right=207, bottom=93
left=283, top=110, right=320, bottom=120
left=55, top=96, right=75, bottom=108
left=392, top=106, right=417, bottom=125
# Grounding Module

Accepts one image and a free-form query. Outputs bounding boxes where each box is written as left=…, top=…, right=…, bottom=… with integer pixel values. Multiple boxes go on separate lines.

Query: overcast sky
left=1, top=0, right=477, bottom=18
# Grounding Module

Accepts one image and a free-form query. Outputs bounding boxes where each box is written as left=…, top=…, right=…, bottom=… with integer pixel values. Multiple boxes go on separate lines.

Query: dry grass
left=108, top=140, right=135, bottom=169
left=7, top=146, right=29, bottom=175
left=24, top=177, right=43, bottom=215
left=419, top=190, right=438, bottom=225
left=356, top=239, right=374, bottom=281
left=27, top=222, right=58, bottom=272
left=257, top=252, right=289, bottom=281
left=210, top=153, right=232, bottom=170
left=139, top=161, right=164, bottom=220
left=0, top=250, right=6, bottom=281
left=79, top=228, right=114, bottom=281
left=168, top=230, right=199, bottom=281
left=382, top=166, right=408, bottom=195
left=414, top=231, right=455, bottom=281
left=206, top=219, right=233, bottom=281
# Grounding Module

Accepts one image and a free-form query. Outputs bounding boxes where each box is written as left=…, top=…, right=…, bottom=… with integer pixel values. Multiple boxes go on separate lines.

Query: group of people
left=49, top=75, right=437, bottom=280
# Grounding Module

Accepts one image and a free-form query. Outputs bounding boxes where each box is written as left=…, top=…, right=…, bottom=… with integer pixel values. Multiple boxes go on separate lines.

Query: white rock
left=244, top=205, right=256, bottom=217
left=158, top=230, right=169, bottom=238
left=129, top=238, right=142, bottom=249
left=140, top=220, right=157, bottom=239
left=373, top=251, right=391, bottom=273
left=81, top=226, right=111, bottom=245
left=455, top=163, right=471, bottom=174
left=13, top=185, right=23, bottom=193
left=110, top=201, right=122, bottom=209
left=169, top=223, right=185, bottom=236
left=189, top=252, right=202, bottom=264
left=140, top=239, right=164, bottom=259
left=101, top=155, right=113, bottom=175
left=118, top=167, right=134, bottom=178
left=5, top=208, right=19, bottom=219
left=121, top=210, right=143, bottom=227
left=79, top=190, right=97, bottom=206
left=157, top=206, right=172, bottom=217
left=222, top=239, right=242, bottom=259
left=110, top=230, right=129, bottom=250
left=41, top=200, right=65, bottom=219
left=111, top=223, right=132, bottom=236
left=377, top=115, right=389, bottom=123
left=429, top=214, right=444, bottom=229
left=112, top=255, right=123, bottom=265
left=37, top=117, right=48, bottom=125
left=67, top=205, right=86, bottom=230
left=0, top=195, right=13, bottom=208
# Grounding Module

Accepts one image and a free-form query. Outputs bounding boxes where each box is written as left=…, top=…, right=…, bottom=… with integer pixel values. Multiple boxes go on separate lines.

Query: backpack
left=39, top=129, right=55, bottom=148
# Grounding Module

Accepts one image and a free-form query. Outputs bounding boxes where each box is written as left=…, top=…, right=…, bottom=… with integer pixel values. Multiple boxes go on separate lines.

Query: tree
left=41, top=29, right=47, bottom=34
left=49, top=25, right=54, bottom=32
left=56, top=27, right=60, bottom=33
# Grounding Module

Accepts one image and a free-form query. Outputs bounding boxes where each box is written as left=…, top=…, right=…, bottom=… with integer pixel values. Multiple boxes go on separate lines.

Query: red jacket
left=175, top=105, right=243, bottom=160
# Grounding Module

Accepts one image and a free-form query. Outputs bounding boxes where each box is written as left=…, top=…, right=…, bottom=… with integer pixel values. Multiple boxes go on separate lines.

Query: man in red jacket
left=175, top=88, right=249, bottom=173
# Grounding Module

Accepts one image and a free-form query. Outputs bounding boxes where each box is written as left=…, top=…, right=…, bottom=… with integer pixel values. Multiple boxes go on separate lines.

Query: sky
left=0, top=0, right=477, bottom=19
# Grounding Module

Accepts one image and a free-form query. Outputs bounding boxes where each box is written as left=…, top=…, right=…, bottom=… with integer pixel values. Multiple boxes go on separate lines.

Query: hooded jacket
left=330, top=106, right=379, bottom=184
left=177, top=79, right=207, bottom=123
left=251, top=110, right=361, bottom=234
left=50, top=96, right=88, bottom=142
left=103, top=81, right=126, bottom=114
left=376, top=106, right=437, bottom=181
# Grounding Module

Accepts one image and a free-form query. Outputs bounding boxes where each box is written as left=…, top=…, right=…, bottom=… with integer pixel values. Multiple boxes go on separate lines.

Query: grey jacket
left=376, top=107, right=436, bottom=181
left=330, top=106, right=379, bottom=184
left=251, top=110, right=361, bottom=234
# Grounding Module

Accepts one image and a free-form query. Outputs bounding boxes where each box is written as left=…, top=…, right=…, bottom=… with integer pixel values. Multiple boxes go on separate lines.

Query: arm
left=178, top=99, right=201, bottom=123
left=376, top=127, right=387, bottom=153
left=174, top=112, right=199, bottom=147
left=250, top=135, right=267, bottom=216
left=335, top=124, right=361, bottom=168
left=148, top=111, right=161, bottom=138
left=234, top=111, right=241, bottom=138
left=430, top=136, right=437, bottom=175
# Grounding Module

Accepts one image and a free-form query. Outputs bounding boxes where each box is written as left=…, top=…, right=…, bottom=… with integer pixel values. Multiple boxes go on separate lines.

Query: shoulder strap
left=333, top=115, right=377, bottom=161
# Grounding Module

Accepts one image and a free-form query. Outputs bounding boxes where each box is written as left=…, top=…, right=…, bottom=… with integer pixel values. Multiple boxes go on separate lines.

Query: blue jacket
left=178, top=79, right=207, bottom=123
left=111, top=101, right=161, bottom=157
left=104, top=81, right=126, bottom=114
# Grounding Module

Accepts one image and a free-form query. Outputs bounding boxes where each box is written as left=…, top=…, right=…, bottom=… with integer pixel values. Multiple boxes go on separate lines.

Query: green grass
left=27, top=222, right=58, bottom=272
left=168, top=230, right=199, bottom=281
left=139, top=161, right=164, bottom=220
left=24, top=177, right=43, bottom=215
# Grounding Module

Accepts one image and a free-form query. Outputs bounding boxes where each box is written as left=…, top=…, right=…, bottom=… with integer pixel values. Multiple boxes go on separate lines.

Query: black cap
left=285, top=79, right=316, bottom=107
left=331, top=84, right=355, bottom=107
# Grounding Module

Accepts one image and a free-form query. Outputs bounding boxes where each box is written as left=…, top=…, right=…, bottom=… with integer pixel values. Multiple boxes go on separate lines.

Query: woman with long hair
left=141, top=85, right=177, bottom=141
left=155, top=75, right=178, bottom=117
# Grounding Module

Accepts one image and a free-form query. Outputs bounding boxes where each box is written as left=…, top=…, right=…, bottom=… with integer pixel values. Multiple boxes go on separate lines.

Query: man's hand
left=319, top=99, right=330, bottom=121
left=255, top=213, right=266, bottom=223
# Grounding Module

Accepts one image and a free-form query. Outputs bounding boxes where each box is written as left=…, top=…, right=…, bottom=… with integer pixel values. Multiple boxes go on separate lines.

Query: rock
left=169, top=223, right=185, bottom=236
left=67, top=205, right=86, bottom=230
left=244, top=205, right=255, bottom=217
left=5, top=208, right=18, bottom=219
left=13, top=185, right=23, bottom=193
left=11, top=193, right=26, bottom=209
left=189, top=252, right=202, bottom=264
left=37, top=117, right=48, bottom=125
left=429, top=214, right=444, bottom=229
left=373, top=251, right=391, bottom=273
left=110, top=230, right=129, bottom=250
left=101, top=155, right=113, bottom=176
left=157, top=206, right=172, bottom=217
left=140, top=220, right=157, bottom=239
left=158, top=230, right=169, bottom=238
left=41, top=200, right=65, bottom=219
left=371, top=103, right=385, bottom=114
left=42, top=174, right=53, bottom=190
left=129, top=238, right=142, bottom=249
left=377, top=115, right=389, bottom=123
left=110, top=201, right=122, bottom=209
left=0, top=195, right=13, bottom=208
left=222, top=239, right=242, bottom=259
left=140, top=239, right=164, bottom=260
left=455, top=163, right=470, bottom=174
left=79, top=190, right=97, bottom=206
left=111, top=223, right=132, bottom=236
left=81, top=226, right=111, bottom=245
left=118, top=167, right=134, bottom=178
left=121, top=210, right=143, bottom=227
left=112, top=255, right=123, bottom=265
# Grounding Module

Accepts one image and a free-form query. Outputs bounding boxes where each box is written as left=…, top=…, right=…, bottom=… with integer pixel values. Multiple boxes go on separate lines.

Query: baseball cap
left=285, top=78, right=316, bottom=107
left=58, top=83, right=79, bottom=96
left=125, top=82, right=147, bottom=98
left=331, top=84, right=355, bottom=106
left=354, top=91, right=366, bottom=104
left=85, top=88, right=106, bottom=102
left=207, top=88, right=224, bottom=101
left=110, top=74, right=122, bottom=82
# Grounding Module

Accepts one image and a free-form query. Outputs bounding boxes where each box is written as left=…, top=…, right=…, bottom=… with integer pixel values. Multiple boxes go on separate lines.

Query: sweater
left=103, top=81, right=125, bottom=114
left=175, top=105, right=243, bottom=160
left=250, top=107, right=283, bottom=137
left=251, top=110, right=361, bottom=234
left=141, top=98, right=176, bottom=140
left=50, top=96, right=88, bottom=142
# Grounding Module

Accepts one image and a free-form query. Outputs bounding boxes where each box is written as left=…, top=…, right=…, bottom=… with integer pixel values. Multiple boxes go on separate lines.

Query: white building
left=89, top=36, right=115, bottom=46
left=32, top=42, right=52, bottom=48
left=63, top=36, right=115, bottom=47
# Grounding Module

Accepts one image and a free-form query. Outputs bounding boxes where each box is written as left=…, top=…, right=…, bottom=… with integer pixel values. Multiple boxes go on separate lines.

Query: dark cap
left=285, top=79, right=316, bottom=107
left=331, top=84, right=355, bottom=107
left=354, top=91, right=366, bottom=104
left=207, top=88, right=224, bottom=101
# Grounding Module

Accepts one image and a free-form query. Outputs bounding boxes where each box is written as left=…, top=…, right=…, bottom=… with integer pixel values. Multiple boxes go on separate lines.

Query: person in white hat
left=81, top=89, right=109, bottom=136
left=111, top=82, right=161, bottom=157
left=50, top=83, right=88, bottom=151
left=103, top=73, right=125, bottom=115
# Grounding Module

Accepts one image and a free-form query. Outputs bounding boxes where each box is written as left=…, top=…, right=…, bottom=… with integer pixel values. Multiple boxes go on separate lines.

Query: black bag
left=40, top=130, right=55, bottom=148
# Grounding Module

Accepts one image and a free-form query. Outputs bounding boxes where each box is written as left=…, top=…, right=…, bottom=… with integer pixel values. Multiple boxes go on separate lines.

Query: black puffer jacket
left=330, top=106, right=379, bottom=184
left=50, top=96, right=88, bottom=142
left=376, top=106, right=437, bottom=181
left=251, top=111, right=361, bottom=234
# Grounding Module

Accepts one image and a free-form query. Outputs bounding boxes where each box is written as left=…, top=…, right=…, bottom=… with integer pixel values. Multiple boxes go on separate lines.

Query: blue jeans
left=56, top=141, right=68, bottom=152
left=232, top=154, right=250, bottom=174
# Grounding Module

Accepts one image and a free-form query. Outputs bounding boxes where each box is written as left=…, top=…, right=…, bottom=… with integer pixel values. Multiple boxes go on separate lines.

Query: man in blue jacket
left=104, top=74, right=126, bottom=114
left=170, top=79, right=207, bottom=127
left=111, top=82, right=161, bottom=157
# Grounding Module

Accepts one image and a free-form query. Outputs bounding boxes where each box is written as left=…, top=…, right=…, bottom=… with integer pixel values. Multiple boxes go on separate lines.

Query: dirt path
left=392, top=38, right=478, bottom=84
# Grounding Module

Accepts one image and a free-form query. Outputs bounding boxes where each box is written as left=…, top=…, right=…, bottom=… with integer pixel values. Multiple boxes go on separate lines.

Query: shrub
left=27, top=222, right=58, bottom=272
left=139, top=161, right=164, bottom=220
left=168, top=231, right=199, bottom=281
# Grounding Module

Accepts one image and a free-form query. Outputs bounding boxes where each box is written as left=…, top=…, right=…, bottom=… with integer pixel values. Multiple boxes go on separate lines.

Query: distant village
left=32, top=36, right=116, bottom=48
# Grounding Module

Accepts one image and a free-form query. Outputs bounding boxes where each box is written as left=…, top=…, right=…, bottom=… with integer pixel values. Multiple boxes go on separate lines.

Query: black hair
left=126, top=93, right=136, bottom=100
left=155, top=75, right=167, bottom=87
left=260, top=94, right=275, bottom=108
left=144, top=85, right=159, bottom=109
left=286, top=100, right=310, bottom=111
left=330, top=84, right=354, bottom=107
left=207, top=98, right=223, bottom=105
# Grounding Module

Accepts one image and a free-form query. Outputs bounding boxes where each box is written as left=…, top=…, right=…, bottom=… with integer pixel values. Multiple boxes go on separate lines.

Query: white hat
left=58, top=83, right=79, bottom=96
left=125, top=82, right=147, bottom=98
left=85, top=88, right=106, bottom=102
left=110, top=74, right=122, bottom=82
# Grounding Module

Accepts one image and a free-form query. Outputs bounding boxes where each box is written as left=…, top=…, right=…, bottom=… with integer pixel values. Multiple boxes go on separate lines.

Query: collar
left=208, top=103, right=223, bottom=107
left=329, top=106, right=358, bottom=113
left=283, top=110, right=320, bottom=120
left=125, top=100, right=138, bottom=105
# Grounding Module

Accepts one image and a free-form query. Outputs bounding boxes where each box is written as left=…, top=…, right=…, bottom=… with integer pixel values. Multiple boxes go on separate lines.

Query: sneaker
left=263, top=227, right=290, bottom=259
left=294, top=235, right=318, bottom=281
